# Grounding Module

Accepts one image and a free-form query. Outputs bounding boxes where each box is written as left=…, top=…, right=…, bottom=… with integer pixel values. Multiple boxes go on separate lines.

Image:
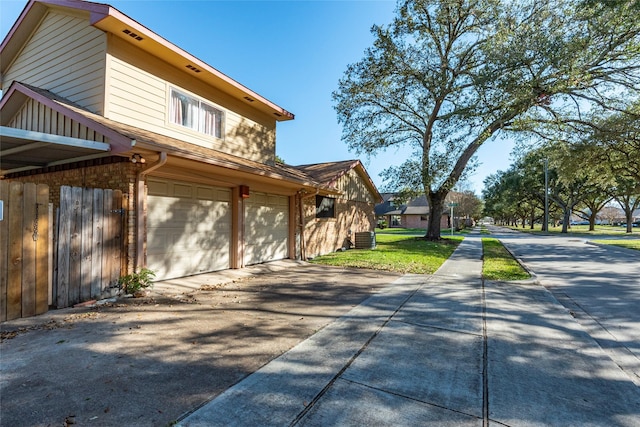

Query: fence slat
left=21, top=183, right=37, bottom=318
left=57, top=187, right=71, bottom=308
left=7, top=182, right=24, bottom=320
left=102, top=190, right=113, bottom=294
left=80, top=189, right=93, bottom=301
left=68, top=187, right=83, bottom=306
left=111, top=190, right=123, bottom=286
left=35, top=185, right=49, bottom=314
left=91, top=189, right=104, bottom=298
left=0, top=181, right=9, bottom=321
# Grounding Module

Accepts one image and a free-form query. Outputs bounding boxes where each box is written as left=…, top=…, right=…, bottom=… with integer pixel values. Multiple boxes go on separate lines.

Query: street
left=489, top=226, right=640, bottom=387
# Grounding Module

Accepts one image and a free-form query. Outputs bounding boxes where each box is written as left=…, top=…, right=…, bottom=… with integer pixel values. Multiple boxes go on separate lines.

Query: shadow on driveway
left=0, top=263, right=400, bottom=427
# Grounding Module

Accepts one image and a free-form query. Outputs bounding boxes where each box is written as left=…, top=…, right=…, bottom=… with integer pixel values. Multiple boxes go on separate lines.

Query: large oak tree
left=334, top=0, right=640, bottom=239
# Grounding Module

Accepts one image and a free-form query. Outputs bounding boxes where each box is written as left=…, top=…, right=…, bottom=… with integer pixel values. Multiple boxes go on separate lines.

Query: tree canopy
left=333, top=0, right=640, bottom=239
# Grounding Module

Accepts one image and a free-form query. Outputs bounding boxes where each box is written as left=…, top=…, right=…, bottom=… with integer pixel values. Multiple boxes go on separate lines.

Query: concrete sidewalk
left=179, top=234, right=640, bottom=426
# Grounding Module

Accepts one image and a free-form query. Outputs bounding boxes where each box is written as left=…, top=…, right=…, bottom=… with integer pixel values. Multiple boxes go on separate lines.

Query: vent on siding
left=186, top=64, right=202, bottom=73
left=122, top=29, right=143, bottom=41
left=244, top=96, right=255, bottom=102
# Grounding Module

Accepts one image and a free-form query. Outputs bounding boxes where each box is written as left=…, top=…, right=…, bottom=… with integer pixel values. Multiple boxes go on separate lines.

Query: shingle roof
left=296, top=160, right=382, bottom=202
left=16, top=83, right=321, bottom=188
left=4, top=82, right=381, bottom=199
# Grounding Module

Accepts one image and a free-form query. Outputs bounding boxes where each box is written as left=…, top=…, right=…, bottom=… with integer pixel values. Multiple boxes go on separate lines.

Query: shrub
left=119, top=268, right=156, bottom=295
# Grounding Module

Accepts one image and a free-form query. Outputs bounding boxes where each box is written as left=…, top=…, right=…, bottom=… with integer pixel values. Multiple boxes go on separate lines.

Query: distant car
left=620, top=221, right=640, bottom=227
left=570, top=220, right=589, bottom=226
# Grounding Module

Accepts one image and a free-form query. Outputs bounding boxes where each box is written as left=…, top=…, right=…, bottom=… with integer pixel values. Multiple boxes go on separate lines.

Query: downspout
left=135, top=152, right=167, bottom=271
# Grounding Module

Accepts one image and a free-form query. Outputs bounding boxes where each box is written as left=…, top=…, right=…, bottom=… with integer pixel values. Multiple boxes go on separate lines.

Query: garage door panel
left=147, top=179, right=231, bottom=280
left=244, top=193, right=289, bottom=266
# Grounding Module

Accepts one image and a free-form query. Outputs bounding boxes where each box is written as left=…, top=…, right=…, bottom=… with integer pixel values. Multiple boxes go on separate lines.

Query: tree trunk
left=561, top=209, right=570, bottom=233
left=426, top=192, right=446, bottom=240
left=624, top=208, right=633, bottom=233
left=529, top=209, right=536, bottom=230
left=588, top=211, right=597, bottom=231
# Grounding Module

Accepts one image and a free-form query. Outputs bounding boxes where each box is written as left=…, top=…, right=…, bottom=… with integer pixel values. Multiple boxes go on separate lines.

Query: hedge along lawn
left=591, top=239, right=640, bottom=251
left=309, top=232, right=462, bottom=274
left=482, top=238, right=530, bottom=281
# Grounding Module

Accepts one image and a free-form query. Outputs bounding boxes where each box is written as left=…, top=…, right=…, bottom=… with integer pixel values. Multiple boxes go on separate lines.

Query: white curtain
left=201, top=104, right=222, bottom=138
left=169, top=90, right=183, bottom=125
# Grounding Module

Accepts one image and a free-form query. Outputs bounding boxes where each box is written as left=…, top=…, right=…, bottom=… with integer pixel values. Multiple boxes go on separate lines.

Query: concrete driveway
left=0, top=262, right=400, bottom=427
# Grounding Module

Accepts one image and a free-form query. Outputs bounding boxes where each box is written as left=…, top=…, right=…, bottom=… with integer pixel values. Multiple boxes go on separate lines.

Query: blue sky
left=0, top=0, right=516, bottom=195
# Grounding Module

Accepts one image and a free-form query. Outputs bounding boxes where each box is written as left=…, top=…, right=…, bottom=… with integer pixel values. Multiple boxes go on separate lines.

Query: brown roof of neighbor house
left=296, top=160, right=382, bottom=202
left=0, top=0, right=294, bottom=121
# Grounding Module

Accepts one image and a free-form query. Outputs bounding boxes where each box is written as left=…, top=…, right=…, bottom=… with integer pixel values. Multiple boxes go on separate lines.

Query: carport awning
left=0, top=126, right=111, bottom=175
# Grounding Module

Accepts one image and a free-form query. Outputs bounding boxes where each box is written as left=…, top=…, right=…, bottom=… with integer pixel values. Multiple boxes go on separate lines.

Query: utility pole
left=543, top=158, right=549, bottom=232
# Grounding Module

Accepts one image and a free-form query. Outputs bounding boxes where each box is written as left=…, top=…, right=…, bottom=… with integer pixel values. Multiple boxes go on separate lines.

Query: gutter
left=135, top=152, right=167, bottom=271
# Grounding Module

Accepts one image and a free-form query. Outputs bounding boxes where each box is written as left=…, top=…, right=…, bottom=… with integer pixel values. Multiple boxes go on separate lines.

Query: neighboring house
left=0, top=0, right=380, bottom=293
left=296, top=160, right=380, bottom=257
left=375, top=193, right=449, bottom=230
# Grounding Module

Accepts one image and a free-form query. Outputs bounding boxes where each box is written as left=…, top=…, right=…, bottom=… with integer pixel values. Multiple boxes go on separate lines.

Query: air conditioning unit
left=354, top=231, right=376, bottom=249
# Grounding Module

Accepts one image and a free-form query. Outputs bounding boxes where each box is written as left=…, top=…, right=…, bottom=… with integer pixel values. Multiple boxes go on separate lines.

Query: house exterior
left=296, top=161, right=380, bottom=257
left=375, top=193, right=449, bottom=230
left=0, top=0, right=381, bottom=288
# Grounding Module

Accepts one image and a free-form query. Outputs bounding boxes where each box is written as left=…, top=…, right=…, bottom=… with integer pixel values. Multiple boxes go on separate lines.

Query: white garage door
left=244, top=192, right=289, bottom=266
left=147, top=179, right=231, bottom=280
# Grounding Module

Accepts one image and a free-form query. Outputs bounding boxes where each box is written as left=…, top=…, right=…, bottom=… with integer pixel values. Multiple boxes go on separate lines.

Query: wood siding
left=105, top=36, right=276, bottom=163
left=335, top=169, right=377, bottom=204
left=6, top=98, right=108, bottom=142
left=2, top=10, right=106, bottom=114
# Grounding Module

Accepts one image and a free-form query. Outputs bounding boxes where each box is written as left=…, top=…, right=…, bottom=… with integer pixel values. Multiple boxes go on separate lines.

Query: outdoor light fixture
left=131, top=153, right=146, bottom=164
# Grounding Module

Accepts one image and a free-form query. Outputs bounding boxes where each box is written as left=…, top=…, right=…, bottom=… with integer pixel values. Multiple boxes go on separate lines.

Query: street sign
left=448, top=202, right=459, bottom=207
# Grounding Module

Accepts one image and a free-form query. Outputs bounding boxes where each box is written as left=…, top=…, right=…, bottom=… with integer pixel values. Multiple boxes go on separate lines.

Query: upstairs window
left=169, top=88, right=224, bottom=139
left=315, top=195, right=335, bottom=219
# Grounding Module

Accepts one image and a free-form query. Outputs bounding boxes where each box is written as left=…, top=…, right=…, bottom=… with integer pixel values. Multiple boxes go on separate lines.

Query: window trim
left=315, top=195, right=336, bottom=219
left=168, top=87, right=225, bottom=139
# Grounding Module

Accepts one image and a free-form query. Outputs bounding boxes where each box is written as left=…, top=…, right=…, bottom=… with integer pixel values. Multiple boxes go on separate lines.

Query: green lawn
left=591, top=239, right=640, bottom=251
left=310, top=229, right=532, bottom=280
left=482, top=238, right=531, bottom=281
left=309, top=231, right=462, bottom=274
left=508, top=224, right=632, bottom=236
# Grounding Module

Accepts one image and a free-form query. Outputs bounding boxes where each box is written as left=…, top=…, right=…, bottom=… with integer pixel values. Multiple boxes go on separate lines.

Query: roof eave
left=0, top=0, right=294, bottom=122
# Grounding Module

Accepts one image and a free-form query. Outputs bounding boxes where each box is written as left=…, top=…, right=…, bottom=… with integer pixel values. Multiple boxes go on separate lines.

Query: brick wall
left=401, top=214, right=449, bottom=230
left=302, top=197, right=376, bottom=259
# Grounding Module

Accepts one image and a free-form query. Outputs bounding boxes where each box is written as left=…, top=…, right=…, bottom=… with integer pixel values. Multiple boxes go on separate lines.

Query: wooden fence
left=1, top=183, right=125, bottom=320
left=0, top=182, right=51, bottom=321
left=55, top=186, right=124, bottom=308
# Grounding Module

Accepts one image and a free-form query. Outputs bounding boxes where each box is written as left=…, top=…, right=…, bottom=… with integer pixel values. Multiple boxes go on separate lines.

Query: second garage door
left=244, top=192, right=289, bottom=266
left=147, top=179, right=231, bottom=280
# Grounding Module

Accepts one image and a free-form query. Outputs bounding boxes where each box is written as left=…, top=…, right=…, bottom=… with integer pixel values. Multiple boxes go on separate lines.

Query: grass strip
left=309, top=233, right=461, bottom=274
left=507, top=224, right=631, bottom=236
left=482, top=238, right=530, bottom=281
left=591, top=239, right=640, bottom=251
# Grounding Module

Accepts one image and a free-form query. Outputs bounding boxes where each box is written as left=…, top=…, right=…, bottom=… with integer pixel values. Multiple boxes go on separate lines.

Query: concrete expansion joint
left=392, top=318, right=484, bottom=338
left=339, top=377, right=484, bottom=422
